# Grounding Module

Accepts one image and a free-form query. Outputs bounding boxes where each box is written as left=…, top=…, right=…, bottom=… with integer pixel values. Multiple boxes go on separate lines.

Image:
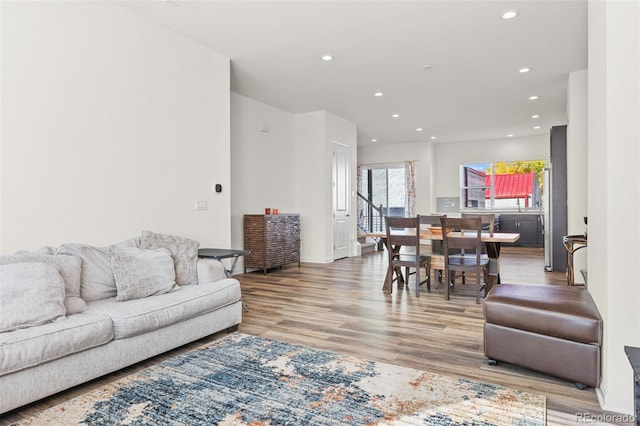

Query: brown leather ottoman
left=484, top=284, right=602, bottom=389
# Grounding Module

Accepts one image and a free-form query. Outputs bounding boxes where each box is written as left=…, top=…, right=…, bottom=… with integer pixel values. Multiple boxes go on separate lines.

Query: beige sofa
left=0, top=232, right=242, bottom=414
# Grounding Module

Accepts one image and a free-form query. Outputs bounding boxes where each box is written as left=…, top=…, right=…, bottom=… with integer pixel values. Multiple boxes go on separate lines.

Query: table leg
left=383, top=263, right=394, bottom=293
left=382, top=243, right=404, bottom=294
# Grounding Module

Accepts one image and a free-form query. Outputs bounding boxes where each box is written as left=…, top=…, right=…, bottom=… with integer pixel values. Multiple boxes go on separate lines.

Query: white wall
left=294, top=112, right=329, bottom=263
left=230, top=93, right=296, bottom=270
left=433, top=135, right=549, bottom=202
left=293, top=111, right=357, bottom=263
left=1, top=2, right=231, bottom=252
left=358, top=141, right=436, bottom=214
left=567, top=70, right=588, bottom=284
left=588, top=0, right=640, bottom=414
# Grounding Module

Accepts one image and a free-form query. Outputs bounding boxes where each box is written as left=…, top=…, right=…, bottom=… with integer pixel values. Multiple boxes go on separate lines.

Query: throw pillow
left=140, top=231, right=199, bottom=286
left=111, top=247, right=179, bottom=302
left=57, top=244, right=115, bottom=301
left=13, top=246, right=56, bottom=255
left=110, top=236, right=142, bottom=249
left=0, top=262, right=66, bottom=332
left=0, top=254, right=86, bottom=314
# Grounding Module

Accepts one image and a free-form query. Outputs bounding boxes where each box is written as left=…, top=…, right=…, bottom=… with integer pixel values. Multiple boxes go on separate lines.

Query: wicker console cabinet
left=243, top=214, right=300, bottom=274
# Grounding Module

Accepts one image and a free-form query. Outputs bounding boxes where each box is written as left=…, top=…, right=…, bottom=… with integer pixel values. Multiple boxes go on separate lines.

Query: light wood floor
left=2, top=247, right=632, bottom=425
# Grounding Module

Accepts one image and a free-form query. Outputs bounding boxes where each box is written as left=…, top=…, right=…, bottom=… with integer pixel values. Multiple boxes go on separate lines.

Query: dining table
left=363, top=229, right=520, bottom=294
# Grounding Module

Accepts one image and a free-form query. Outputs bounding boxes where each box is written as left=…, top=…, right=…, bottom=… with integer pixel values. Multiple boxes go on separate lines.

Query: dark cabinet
left=243, top=214, right=300, bottom=274
left=499, top=214, right=543, bottom=247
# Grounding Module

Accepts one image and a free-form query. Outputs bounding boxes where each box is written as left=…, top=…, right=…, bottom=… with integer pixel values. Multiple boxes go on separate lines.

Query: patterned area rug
left=13, top=333, right=545, bottom=425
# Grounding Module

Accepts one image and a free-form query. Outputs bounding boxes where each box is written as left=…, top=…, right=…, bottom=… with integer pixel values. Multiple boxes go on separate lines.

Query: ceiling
left=115, top=0, right=587, bottom=147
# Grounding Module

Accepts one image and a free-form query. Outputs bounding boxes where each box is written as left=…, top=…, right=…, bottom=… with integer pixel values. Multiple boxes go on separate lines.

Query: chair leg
left=445, top=270, right=451, bottom=300
left=415, top=267, right=420, bottom=297
left=405, top=267, right=410, bottom=288
left=475, top=270, right=481, bottom=304
left=483, top=268, right=489, bottom=294
left=425, top=265, right=431, bottom=292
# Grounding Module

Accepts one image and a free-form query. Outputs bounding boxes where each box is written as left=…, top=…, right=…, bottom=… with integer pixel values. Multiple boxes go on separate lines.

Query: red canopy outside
left=485, top=172, right=535, bottom=207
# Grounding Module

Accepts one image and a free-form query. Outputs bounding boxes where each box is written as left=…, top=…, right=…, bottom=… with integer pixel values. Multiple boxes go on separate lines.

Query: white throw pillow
left=140, top=231, right=199, bottom=286
left=1, top=254, right=86, bottom=314
left=111, top=247, right=179, bottom=302
left=57, top=243, right=115, bottom=301
left=0, top=262, right=66, bottom=332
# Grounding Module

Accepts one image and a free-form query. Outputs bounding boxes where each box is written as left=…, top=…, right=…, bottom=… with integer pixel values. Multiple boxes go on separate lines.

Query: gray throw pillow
left=140, top=231, right=199, bottom=286
left=0, top=262, right=66, bottom=332
left=57, top=244, right=115, bottom=301
left=0, top=254, right=86, bottom=314
left=111, top=247, right=179, bottom=302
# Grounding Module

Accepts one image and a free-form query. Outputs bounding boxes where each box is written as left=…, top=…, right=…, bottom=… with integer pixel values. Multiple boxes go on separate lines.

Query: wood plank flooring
left=1, top=247, right=632, bottom=425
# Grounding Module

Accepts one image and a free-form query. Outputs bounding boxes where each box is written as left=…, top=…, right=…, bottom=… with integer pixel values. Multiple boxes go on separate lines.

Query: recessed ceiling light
left=374, top=92, right=383, bottom=97
left=529, top=95, right=539, bottom=100
left=423, top=64, right=433, bottom=70
left=430, top=136, right=437, bottom=140
left=531, top=114, right=540, bottom=119
left=416, top=128, right=423, bottom=132
left=371, top=138, right=377, bottom=142
left=321, top=55, right=333, bottom=61
left=519, top=67, right=531, bottom=73
left=533, top=125, right=541, bottom=129
left=501, top=10, right=519, bottom=20
left=392, top=114, right=400, bottom=118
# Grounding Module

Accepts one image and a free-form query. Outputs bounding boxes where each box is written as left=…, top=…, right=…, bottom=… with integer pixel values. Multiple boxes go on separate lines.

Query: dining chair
left=384, top=216, right=431, bottom=296
left=419, top=214, right=446, bottom=289
left=440, top=216, right=490, bottom=304
left=458, top=213, right=495, bottom=284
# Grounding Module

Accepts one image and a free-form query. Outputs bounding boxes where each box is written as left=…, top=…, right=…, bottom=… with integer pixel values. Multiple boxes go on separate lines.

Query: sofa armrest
left=196, top=258, right=227, bottom=284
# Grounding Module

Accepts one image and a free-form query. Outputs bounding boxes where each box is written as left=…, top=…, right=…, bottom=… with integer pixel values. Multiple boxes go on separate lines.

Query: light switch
left=195, top=200, right=208, bottom=210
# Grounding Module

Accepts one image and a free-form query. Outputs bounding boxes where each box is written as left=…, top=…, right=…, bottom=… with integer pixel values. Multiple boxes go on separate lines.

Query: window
left=461, top=160, right=545, bottom=211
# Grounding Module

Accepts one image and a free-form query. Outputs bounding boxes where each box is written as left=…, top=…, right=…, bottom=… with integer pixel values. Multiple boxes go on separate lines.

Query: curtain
left=405, top=161, right=416, bottom=217
left=356, top=165, right=363, bottom=225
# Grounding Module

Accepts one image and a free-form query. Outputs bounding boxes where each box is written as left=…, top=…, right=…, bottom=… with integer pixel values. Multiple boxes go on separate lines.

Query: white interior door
left=333, top=143, right=350, bottom=260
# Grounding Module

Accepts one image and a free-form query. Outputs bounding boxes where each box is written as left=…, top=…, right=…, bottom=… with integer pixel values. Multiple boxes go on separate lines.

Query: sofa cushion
left=0, top=263, right=67, bottom=333
left=85, top=278, right=241, bottom=339
left=140, top=231, right=199, bottom=286
left=111, top=247, right=179, bottom=301
left=1, top=253, right=86, bottom=314
left=484, top=284, right=602, bottom=345
left=0, top=313, right=113, bottom=376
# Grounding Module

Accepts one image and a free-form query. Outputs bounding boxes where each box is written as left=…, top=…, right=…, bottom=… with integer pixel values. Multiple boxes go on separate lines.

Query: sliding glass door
left=358, top=165, right=406, bottom=232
